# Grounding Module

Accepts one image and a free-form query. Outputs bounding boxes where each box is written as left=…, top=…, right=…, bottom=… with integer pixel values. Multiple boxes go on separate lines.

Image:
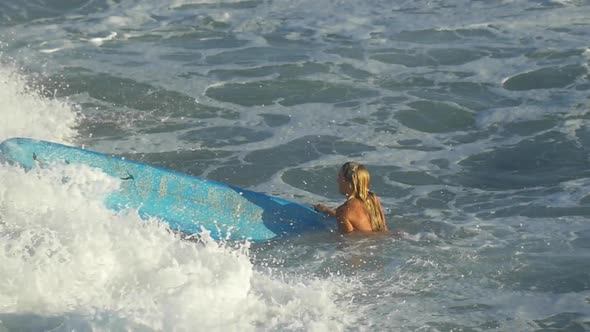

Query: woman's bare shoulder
left=348, top=198, right=367, bottom=207
left=337, top=198, right=366, bottom=216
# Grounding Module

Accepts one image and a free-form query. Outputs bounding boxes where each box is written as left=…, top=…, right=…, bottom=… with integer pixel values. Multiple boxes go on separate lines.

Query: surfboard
left=0, top=137, right=331, bottom=241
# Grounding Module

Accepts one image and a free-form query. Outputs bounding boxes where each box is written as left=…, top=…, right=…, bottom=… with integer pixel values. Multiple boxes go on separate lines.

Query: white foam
left=0, top=164, right=351, bottom=330
left=105, top=16, right=134, bottom=27
left=0, top=64, right=79, bottom=144
left=80, top=32, right=118, bottom=47
left=0, top=164, right=250, bottom=329
left=39, top=47, right=63, bottom=54
left=475, top=106, right=545, bottom=128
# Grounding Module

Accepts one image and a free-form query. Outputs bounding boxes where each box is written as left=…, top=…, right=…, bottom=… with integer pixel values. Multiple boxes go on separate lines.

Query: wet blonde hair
left=341, top=162, right=386, bottom=231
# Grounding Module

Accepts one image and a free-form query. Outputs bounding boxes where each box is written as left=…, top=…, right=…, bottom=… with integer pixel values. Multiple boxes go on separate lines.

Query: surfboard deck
left=0, top=137, right=331, bottom=241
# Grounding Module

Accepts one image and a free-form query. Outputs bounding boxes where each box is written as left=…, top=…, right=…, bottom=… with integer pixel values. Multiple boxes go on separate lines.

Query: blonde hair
left=341, top=162, right=386, bottom=231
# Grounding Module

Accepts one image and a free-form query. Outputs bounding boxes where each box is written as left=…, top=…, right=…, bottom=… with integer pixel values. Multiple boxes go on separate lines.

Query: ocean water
left=1, top=0, right=590, bottom=331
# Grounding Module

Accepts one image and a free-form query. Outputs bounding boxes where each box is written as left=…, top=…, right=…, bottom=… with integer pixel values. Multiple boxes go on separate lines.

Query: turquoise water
left=1, top=0, right=590, bottom=331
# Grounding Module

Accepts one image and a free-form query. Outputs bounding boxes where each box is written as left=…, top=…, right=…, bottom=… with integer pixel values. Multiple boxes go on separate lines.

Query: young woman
left=314, top=162, right=388, bottom=234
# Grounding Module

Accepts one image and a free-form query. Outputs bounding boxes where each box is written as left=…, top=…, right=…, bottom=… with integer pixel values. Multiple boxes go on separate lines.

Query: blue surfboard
left=0, top=137, right=331, bottom=241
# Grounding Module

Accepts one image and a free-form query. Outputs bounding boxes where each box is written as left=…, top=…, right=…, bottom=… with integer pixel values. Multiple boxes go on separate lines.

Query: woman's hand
left=314, top=203, right=336, bottom=217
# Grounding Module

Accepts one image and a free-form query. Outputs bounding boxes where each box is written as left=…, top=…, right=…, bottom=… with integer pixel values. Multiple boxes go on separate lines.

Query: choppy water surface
left=1, top=0, right=590, bottom=331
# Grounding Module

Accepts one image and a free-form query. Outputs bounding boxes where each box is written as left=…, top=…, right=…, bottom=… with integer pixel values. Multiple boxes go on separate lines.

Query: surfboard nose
left=0, top=137, right=20, bottom=159
left=1, top=137, right=27, bottom=150
left=0, top=137, right=38, bottom=169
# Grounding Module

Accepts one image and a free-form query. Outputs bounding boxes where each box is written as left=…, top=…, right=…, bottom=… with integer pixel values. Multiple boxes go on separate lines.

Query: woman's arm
left=335, top=205, right=355, bottom=234
left=313, top=203, right=337, bottom=217
left=315, top=203, right=354, bottom=233
left=316, top=201, right=370, bottom=233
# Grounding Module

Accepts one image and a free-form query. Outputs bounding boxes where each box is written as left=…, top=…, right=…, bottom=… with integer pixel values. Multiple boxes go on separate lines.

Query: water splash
left=0, top=163, right=352, bottom=331
left=0, top=63, right=79, bottom=143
